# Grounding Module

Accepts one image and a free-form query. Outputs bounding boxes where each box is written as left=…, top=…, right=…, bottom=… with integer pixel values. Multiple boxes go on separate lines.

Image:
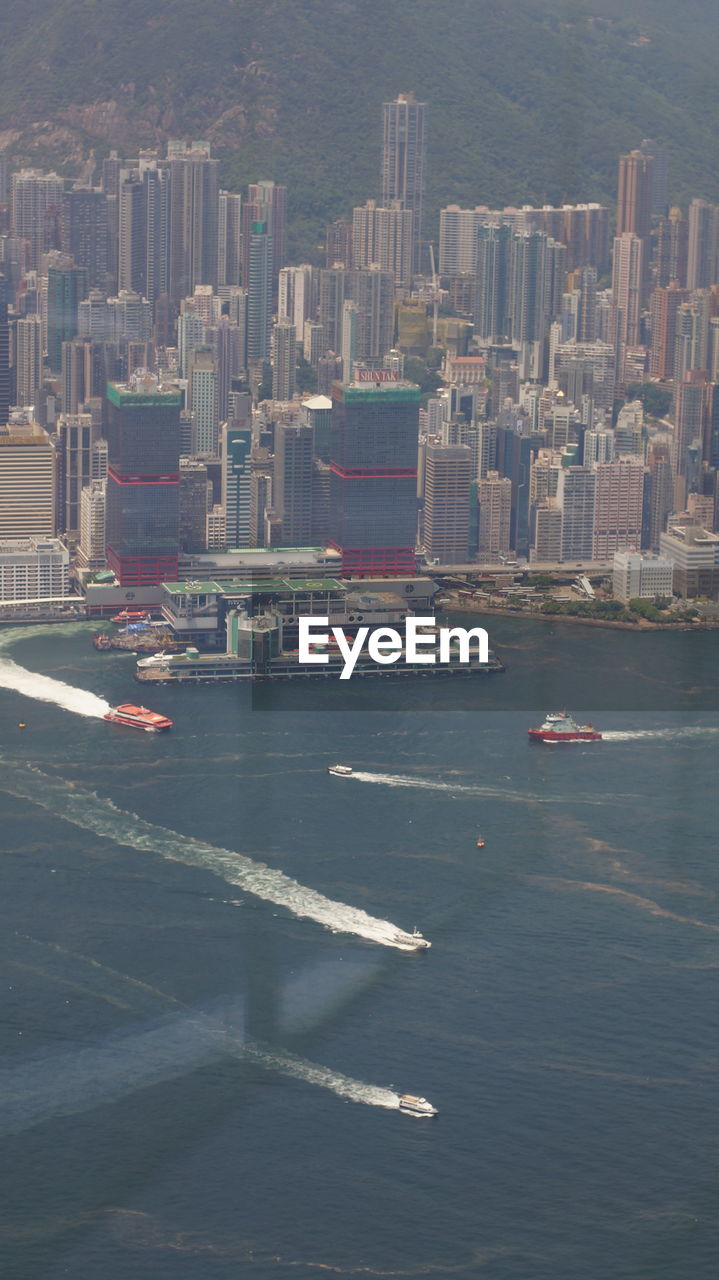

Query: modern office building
left=592, top=457, right=645, bottom=560
left=422, top=443, right=472, bottom=563
left=0, top=410, right=57, bottom=538
left=104, top=372, right=181, bottom=584
left=54, top=411, right=97, bottom=535
left=329, top=374, right=421, bottom=576
left=557, top=465, right=596, bottom=561
left=217, top=190, right=243, bottom=287
left=187, top=346, right=219, bottom=456
left=77, top=479, right=106, bottom=570
left=221, top=424, right=252, bottom=548
left=272, top=417, right=316, bottom=546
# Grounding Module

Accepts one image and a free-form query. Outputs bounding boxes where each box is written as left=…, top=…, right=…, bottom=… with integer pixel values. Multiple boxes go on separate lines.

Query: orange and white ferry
left=104, top=703, right=173, bottom=732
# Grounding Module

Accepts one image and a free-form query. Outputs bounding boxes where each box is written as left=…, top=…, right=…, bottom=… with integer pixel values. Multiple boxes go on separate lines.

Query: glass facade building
left=105, top=379, right=181, bottom=584
left=329, top=379, right=420, bottom=576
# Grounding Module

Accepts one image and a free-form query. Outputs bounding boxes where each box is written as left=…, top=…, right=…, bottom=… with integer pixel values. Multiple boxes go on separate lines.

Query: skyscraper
left=242, top=181, right=287, bottom=288
left=187, top=346, right=219, bottom=456
left=0, top=411, right=57, bottom=538
left=221, top=423, right=252, bottom=547
left=273, top=417, right=315, bottom=545
left=476, top=470, right=512, bottom=562
left=474, top=224, right=512, bottom=342
left=329, top=374, right=420, bottom=576
left=612, top=232, right=645, bottom=369
left=247, top=220, right=272, bottom=363
left=217, top=190, right=243, bottom=287
left=272, top=319, right=297, bottom=402
left=686, top=199, right=719, bottom=292
left=352, top=199, right=414, bottom=287
left=381, top=94, right=426, bottom=271
left=557, top=466, right=596, bottom=561
left=46, top=265, right=89, bottom=373
left=649, top=283, right=689, bottom=379
left=639, top=138, right=668, bottom=219
left=422, top=443, right=472, bottom=563
left=104, top=372, right=181, bottom=585
left=167, top=141, right=219, bottom=301
left=616, top=150, right=653, bottom=240
left=14, top=315, right=43, bottom=407
left=0, top=274, right=10, bottom=425
left=11, top=169, right=65, bottom=271
left=592, top=457, right=645, bottom=560
left=61, top=189, right=109, bottom=289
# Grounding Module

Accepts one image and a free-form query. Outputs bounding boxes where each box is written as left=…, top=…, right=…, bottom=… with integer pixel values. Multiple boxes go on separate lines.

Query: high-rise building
left=247, top=220, right=272, bottom=363
left=242, top=181, right=287, bottom=286
left=673, top=371, right=708, bottom=479
left=11, top=170, right=65, bottom=271
left=77, top=479, right=106, bottom=570
left=221, top=424, right=252, bottom=548
left=187, top=346, right=219, bottom=456
left=612, top=233, right=645, bottom=370
left=325, top=218, right=352, bottom=269
left=0, top=410, right=57, bottom=538
left=557, top=466, right=596, bottom=561
left=474, top=224, right=512, bottom=342
left=660, top=521, right=719, bottom=598
left=54, top=412, right=96, bottom=535
left=278, top=265, right=316, bottom=336
left=476, top=470, right=512, bottom=562
left=654, top=207, right=688, bottom=288
left=352, top=200, right=414, bottom=287
left=422, top=443, right=472, bottom=563
left=46, top=265, right=88, bottom=373
left=167, top=140, right=219, bottom=301
left=272, top=319, right=297, bottom=402
left=117, top=160, right=170, bottom=302
left=217, top=190, right=243, bottom=287
left=61, top=189, right=109, bottom=289
left=686, top=199, right=719, bottom=292
left=329, top=374, right=420, bottom=575
left=104, top=372, right=181, bottom=584
left=14, top=315, right=43, bottom=408
left=592, top=457, right=645, bottom=560
left=381, top=94, right=427, bottom=271
left=0, top=274, right=11, bottom=425
left=616, top=150, right=653, bottom=241
left=639, top=139, right=668, bottom=219
left=649, top=283, right=689, bottom=379
left=273, top=416, right=315, bottom=546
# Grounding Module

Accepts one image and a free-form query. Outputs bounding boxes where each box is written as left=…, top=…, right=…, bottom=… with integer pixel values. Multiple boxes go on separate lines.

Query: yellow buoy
left=18, top=723, right=26, bottom=728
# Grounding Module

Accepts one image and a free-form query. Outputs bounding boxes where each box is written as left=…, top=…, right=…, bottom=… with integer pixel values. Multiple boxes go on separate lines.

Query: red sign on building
left=354, top=368, right=400, bottom=384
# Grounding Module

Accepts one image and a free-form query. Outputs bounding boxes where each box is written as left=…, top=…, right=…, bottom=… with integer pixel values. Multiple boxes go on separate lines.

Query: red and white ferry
left=104, top=703, right=173, bottom=732
left=528, top=712, right=602, bottom=743
left=111, top=610, right=150, bottom=624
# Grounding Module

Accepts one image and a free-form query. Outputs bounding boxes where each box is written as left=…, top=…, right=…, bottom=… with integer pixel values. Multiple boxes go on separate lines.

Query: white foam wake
left=349, top=769, right=569, bottom=805
left=0, top=655, right=110, bottom=719
left=0, top=761, right=424, bottom=951
left=602, top=727, right=719, bottom=742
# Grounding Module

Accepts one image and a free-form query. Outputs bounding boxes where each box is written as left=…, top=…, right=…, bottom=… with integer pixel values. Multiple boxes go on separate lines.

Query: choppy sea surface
left=1, top=622, right=718, bottom=1279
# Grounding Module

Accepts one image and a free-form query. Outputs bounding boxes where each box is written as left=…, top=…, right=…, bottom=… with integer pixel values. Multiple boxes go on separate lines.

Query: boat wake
left=1, top=937, right=400, bottom=1135
left=0, top=655, right=111, bottom=719
left=348, top=770, right=599, bottom=805
left=0, top=760, right=424, bottom=951
left=602, top=727, right=719, bottom=743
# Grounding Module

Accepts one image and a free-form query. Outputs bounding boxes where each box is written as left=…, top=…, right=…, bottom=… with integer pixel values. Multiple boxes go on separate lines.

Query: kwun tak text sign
left=298, top=616, right=490, bottom=680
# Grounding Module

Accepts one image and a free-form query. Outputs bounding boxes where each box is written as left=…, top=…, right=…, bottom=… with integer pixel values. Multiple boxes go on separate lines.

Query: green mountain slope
left=1, top=0, right=717, bottom=257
